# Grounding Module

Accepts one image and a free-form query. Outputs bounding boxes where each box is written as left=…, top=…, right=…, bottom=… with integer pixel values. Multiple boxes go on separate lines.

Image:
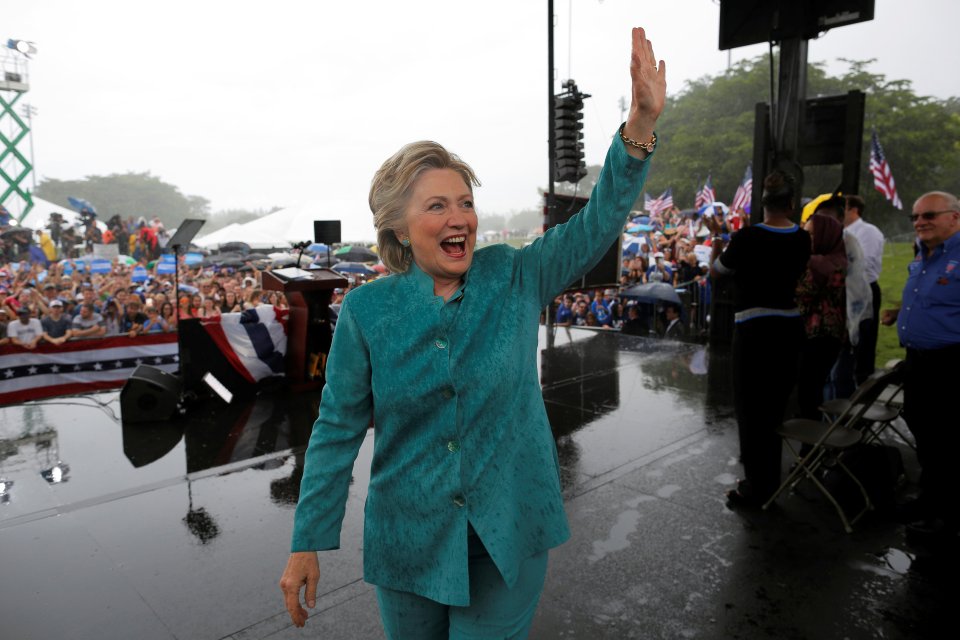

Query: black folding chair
left=818, top=361, right=912, bottom=451
left=762, top=365, right=905, bottom=532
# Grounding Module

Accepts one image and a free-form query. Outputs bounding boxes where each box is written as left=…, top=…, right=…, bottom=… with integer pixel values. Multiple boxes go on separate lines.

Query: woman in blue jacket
left=280, top=27, right=666, bottom=639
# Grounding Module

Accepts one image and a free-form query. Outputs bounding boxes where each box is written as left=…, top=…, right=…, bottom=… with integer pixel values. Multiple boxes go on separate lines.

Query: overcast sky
left=5, top=0, right=958, bottom=237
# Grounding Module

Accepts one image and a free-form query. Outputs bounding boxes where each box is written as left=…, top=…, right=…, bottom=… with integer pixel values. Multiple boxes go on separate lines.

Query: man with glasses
left=881, top=191, right=960, bottom=545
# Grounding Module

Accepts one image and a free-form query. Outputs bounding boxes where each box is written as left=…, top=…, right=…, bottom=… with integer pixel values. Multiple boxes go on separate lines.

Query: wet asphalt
left=0, top=327, right=947, bottom=639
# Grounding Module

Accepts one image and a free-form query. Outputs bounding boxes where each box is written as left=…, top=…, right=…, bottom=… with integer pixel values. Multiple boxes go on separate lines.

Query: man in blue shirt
left=882, top=190, right=960, bottom=543
left=555, top=295, right=574, bottom=326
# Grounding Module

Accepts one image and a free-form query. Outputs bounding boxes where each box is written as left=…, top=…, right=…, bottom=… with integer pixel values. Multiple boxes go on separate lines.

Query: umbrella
left=272, top=256, right=299, bottom=268
left=0, top=227, right=31, bottom=240
left=335, top=245, right=378, bottom=262
left=622, top=236, right=645, bottom=256
left=698, top=202, right=730, bottom=218
left=116, top=255, right=137, bottom=265
left=307, top=243, right=331, bottom=254
left=332, top=262, right=377, bottom=276
left=621, top=282, right=681, bottom=305
left=801, top=193, right=843, bottom=222
left=183, top=252, right=203, bottom=266
left=245, top=253, right=271, bottom=261
left=67, top=197, right=97, bottom=215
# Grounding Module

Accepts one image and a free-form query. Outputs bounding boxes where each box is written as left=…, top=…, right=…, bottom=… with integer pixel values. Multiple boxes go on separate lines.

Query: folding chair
left=818, top=362, right=913, bottom=451
left=762, top=365, right=904, bottom=532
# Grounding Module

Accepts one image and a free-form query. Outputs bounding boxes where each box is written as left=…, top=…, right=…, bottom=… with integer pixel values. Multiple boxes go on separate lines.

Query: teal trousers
left=375, top=533, right=548, bottom=639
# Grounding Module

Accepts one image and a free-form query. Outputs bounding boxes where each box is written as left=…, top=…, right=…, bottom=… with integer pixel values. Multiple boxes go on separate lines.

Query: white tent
left=193, top=200, right=377, bottom=250
left=16, top=196, right=84, bottom=230
left=192, top=223, right=246, bottom=249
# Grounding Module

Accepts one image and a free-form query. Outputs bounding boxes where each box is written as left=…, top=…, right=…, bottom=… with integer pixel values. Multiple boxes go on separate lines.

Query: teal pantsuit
left=291, top=131, right=652, bottom=608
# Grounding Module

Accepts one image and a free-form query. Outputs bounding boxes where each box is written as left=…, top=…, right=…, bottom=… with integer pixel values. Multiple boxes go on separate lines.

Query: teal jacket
left=292, top=132, right=652, bottom=606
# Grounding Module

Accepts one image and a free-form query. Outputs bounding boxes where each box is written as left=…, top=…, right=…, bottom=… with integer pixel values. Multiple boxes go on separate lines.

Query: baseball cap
left=50, top=299, right=64, bottom=307
left=653, top=252, right=665, bottom=259
left=17, top=307, right=30, bottom=316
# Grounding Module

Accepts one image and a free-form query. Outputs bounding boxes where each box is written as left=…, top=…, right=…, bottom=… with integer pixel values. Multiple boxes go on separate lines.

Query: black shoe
left=725, top=481, right=765, bottom=510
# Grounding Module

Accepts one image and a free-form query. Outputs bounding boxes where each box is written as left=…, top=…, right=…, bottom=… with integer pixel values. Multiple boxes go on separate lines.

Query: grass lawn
left=876, top=241, right=914, bottom=366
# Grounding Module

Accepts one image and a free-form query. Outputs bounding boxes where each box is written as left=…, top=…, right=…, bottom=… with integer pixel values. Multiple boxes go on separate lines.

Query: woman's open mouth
left=440, top=235, right=467, bottom=258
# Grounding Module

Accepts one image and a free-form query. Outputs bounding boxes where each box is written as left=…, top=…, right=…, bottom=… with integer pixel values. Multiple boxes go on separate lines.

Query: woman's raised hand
left=623, top=27, right=667, bottom=157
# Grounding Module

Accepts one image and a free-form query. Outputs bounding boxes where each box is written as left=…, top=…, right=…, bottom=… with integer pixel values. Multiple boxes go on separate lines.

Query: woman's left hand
left=623, top=27, right=667, bottom=157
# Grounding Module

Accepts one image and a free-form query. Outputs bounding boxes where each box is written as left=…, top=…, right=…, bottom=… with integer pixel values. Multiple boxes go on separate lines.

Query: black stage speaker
left=719, top=0, right=874, bottom=50
left=120, top=365, right=182, bottom=423
left=314, top=220, right=342, bottom=245
left=545, top=193, right=620, bottom=290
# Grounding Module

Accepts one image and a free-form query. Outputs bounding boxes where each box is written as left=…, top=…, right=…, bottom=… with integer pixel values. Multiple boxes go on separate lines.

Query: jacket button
left=447, top=440, right=460, bottom=453
left=435, top=338, right=448, bottom=349
left=452, top=495, right=466, bottom=507
left=442, top=387, right=454, bottom=399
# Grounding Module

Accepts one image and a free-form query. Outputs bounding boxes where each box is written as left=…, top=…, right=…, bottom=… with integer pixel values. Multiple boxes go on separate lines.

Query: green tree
left=35, top=171, right=209, bottom=229
left=642, top=56, right=960, bottom=234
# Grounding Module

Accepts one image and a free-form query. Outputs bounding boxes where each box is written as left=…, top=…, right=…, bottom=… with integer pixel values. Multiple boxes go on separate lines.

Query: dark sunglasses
left=909, top=209, right=957, bottom=223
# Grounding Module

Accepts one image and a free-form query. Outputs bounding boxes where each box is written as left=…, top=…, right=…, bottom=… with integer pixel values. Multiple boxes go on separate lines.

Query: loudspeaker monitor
left=120, top=365, right=182, bottom=423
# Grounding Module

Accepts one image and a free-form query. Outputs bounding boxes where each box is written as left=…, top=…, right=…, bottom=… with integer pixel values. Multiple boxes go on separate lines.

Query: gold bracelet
left=619, top=123, right=657, bottom=152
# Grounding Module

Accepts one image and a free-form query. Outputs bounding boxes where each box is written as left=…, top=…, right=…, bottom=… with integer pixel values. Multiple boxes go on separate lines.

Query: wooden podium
left=262, top=268, right=348, bottom=389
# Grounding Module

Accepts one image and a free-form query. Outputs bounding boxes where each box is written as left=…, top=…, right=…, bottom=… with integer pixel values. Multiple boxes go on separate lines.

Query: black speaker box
left=121, top=365, right=182, bottom=423
left=546, top=193, right=621, bottom=289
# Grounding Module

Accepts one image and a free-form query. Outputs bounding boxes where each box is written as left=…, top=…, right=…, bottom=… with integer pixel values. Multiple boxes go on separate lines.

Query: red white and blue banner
left=0, top=333, right=179, bottom=405
left=199, top=305, right=288, bottom=384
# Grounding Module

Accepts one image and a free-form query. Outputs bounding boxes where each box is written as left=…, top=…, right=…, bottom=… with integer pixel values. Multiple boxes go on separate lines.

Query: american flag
left=730, top=164, right=753, bottom=213
left=869, top=130, right=902, bottom=209
left=695, top=176, right=715, bottom=209
left=648, top=187, right=673, bottom=216
left=643, top=192, right=655, bottom=213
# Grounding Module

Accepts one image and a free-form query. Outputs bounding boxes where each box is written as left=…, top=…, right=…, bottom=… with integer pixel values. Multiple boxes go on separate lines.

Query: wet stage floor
left=0, top=328, right=949, bottom=639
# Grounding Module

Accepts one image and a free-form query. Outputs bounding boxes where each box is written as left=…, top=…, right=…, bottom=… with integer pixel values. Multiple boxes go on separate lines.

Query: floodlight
left=6, top=39, right=37, bottom=58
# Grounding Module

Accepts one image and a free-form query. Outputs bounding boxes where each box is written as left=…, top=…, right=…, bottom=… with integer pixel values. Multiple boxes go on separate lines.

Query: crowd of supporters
left=0, top=213, right=294, bottom=349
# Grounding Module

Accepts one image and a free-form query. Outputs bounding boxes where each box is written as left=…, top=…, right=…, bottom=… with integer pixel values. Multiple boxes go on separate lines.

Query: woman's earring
left=400, top=237, right=410, bottom=247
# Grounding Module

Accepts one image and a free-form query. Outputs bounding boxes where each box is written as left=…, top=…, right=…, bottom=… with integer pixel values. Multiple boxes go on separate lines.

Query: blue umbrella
left=130, top=265, right=148, bottom=283
left=307, top=242, right=330, bottom=254
left=184, top=252, right=203, bottom=266
left=332, top=262, right=376, bottom=276
left=622, top=238, right=644, bottom=256
left=67, top=197, right=97, bottom=215
left=698, top=202, right=730, bottom=217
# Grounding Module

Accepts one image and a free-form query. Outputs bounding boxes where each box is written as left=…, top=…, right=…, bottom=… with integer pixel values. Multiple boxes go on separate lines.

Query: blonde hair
left=369, top=141, right=480, bottom=273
